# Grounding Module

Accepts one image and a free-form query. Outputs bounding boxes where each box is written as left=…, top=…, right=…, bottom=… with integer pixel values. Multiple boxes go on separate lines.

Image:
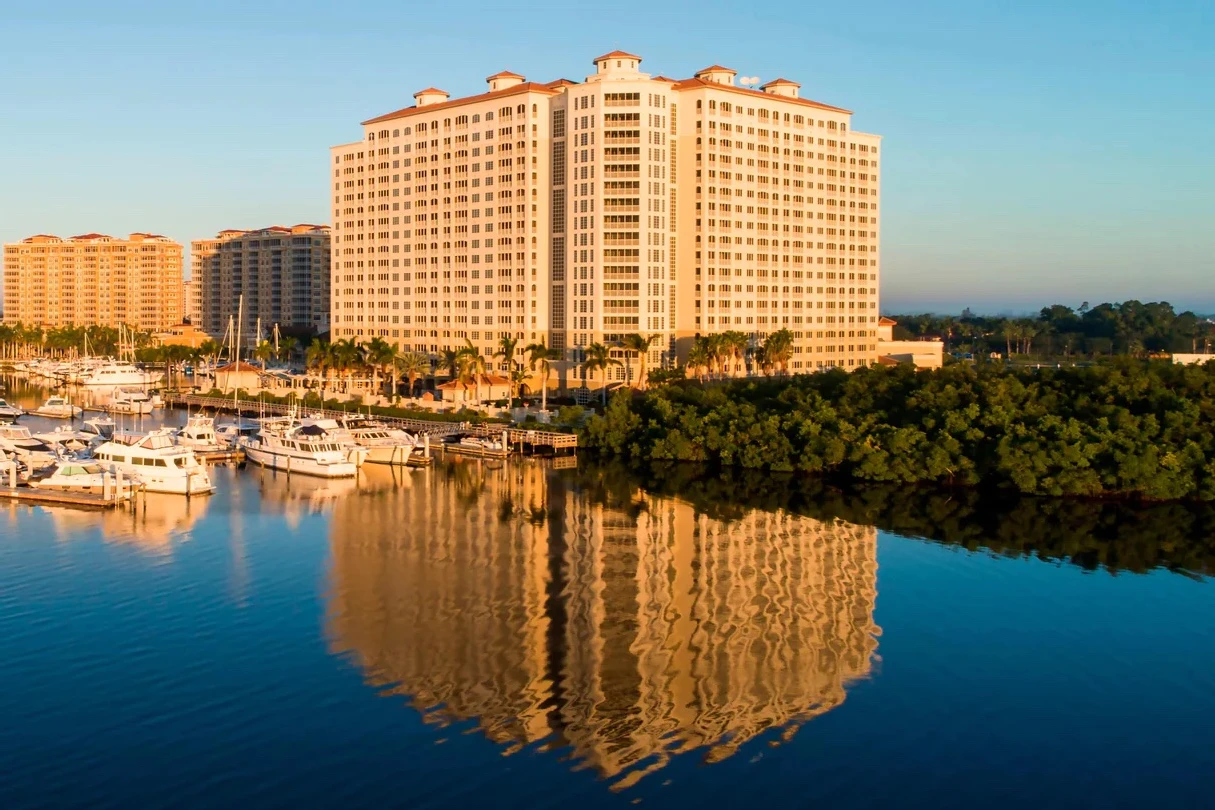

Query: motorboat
left=175, top=414, right=227, bottom=454
left=92, top=429, right=214, bottom=495
left=31, top=395, right=83, bottom=419
left=297, top=417, right=368, bottom=467
left=110, top=388, right=154, bottom=415
left=28, top=459, right=142, bottom=497
left=0, top=424, right=61, bottom=468
left=76, top=362, right=162, bottom=387
left=0, top=398, right=25, bottom=422
left=341, top=418, right=422, bottom=465
left=215, top=419, right=263, bottom=449
left=78, top=416, right=116, bottom=444
left=33, top=426, right=92, bottom=454
left=443, top=434, right=509, bottom=458
left=242, top=420, right=358, bottom=478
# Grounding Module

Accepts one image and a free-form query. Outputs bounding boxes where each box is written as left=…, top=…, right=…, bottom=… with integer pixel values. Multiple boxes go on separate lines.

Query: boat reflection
left=3, top=490, right=212, bottom=555
left=326, top=459, right=879, bottom=789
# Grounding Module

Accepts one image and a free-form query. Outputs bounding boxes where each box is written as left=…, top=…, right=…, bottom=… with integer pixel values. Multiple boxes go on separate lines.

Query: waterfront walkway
left=167, top=395, right=577, bottom=456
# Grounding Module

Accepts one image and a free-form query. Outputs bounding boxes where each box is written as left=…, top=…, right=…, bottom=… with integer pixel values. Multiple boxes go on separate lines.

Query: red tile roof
left=672, top=77, right=852, bottom=114
left=215, top=361, right=264, bottom=373
left=545, top=78, right=577, bottom=88
left=761, top=78, right=801, bottom=88
left=362, top=82, right=562, bottom=125
left=69, top=233, right=112, bottom=240
left=696, top=65, right=737, bottom=74
left=879, top=317, right=897, bottom=325
left=413, top=87, right=448, bottom=96
left=592, top=50, right=642, bottom=63
left=486, top=70, right=524, bottom=80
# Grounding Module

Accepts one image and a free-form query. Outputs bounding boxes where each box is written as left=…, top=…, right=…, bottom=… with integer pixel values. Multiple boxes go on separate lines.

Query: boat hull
left=362, top=444, right=418, bottom=465
left=244, top=445, right=358, bottom=478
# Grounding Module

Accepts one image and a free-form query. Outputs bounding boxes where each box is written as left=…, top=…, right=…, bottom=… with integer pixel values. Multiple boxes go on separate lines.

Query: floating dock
left=0, top=485, right=138, bottom=509
left=194, top=448, right=246, bottom=464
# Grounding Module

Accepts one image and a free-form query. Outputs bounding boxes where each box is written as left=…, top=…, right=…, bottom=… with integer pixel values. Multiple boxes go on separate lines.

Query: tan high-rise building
left=331, top=50, right=880, bottom=384
left=2, top=232, right=183, bottom=331
left=192, top=224, right=331, bottom=341
left=182, top=278, right=202, bottom=326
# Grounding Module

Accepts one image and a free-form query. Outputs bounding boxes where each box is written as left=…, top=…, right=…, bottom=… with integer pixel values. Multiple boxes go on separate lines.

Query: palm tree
left=253, top=340, right=275, bottom=372
left=687, top=339, right=711, bottom=382
left=493, top=335, right=521, bottom=404
left=458, top=339, right=487, bottom=405
left=721, top=330, right=749, bottom=377
left=438, top=347, right=462, bottom=381
left=277, top=336, right=299, bottom=365
left=396, top=351, right=430, bottom=399
left=362, top=336, right=397, bottom=398
left=581, top=342, right=620, bottom=405
left=330, top=338, right=361, bottom=393
left=620, top=333, right=660, bottom=389
left=525, top=340, right=561, bottom=412
left=762, top=328, right=794, bottom=376
left=305, top=338, right=333, bottom=401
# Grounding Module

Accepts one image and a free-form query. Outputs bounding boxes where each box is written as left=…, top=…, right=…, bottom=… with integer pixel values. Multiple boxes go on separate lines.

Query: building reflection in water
left=326, top=460, right=879, bottom=790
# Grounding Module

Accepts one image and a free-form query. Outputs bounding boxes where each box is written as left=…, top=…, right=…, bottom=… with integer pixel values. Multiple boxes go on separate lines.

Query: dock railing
left=166, top=395, right=577, bottom=452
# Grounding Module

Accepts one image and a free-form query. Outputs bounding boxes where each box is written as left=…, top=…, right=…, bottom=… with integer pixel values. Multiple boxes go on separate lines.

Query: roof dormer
left=487, top=71, right=525, bottom=92
left=761, top=78, right=801, bottom=98
left=695, top=65, right=738, bottom=86
left=413, top=87, right=450, bottom=107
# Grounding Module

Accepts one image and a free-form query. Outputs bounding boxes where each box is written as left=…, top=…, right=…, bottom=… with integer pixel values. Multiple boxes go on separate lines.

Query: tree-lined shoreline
left=582, top=360, right=1215, bottom=502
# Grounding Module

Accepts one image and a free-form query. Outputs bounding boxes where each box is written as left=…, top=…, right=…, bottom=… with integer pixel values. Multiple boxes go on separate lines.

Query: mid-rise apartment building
left=193, top=224, right=331, bottom=341
left=2, top=232, right=183, bottom=331
left=331, top=50, right=880, bottom=381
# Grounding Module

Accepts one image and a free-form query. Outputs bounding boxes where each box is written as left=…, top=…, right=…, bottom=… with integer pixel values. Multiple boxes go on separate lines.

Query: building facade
left=193, top=225, right=331, bottom=342
left=331, top=50, right=880, bottom=383
left=2, top=232, right=183, bottom=331
left=182, top=278, right=202, bottom=325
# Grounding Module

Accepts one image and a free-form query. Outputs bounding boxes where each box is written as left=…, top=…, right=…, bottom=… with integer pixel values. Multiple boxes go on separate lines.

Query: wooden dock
left=166, top=395, right=578, bottom=457
left=0, top=485, right=135, bottom=509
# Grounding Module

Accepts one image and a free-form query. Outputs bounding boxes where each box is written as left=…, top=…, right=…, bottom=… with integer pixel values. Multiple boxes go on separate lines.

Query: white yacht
left=92, top=429, right=214, bottom=495
left=242, top=420, right=358, bottom=478
left=0, top=398, right=25, bottom=422
left=0, top=424, right=61, bottom=468
left=444, top=434, right=509, bottom=458
left=175, top=415, right=227, bottom=454
left=31, top=395, right=83, bottom=419
left=110, top=388, right=154, bottom=415
left=28, top=459, right=142, bottom=497
left=215, top=419, right=263, bottom=449
left=33, top=426, right=91, bottom=454
left=341, top=418, right=421, bottom=465
left=78, top=416, right=117, bottom=445
left=77, top=363, right=162, bottom=387
left=298, top=417, right=368, bottom=467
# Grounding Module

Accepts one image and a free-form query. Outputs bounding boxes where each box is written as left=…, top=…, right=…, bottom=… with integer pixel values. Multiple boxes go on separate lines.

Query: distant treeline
left=569, top=462, right=1215, bottom=577
left=581, top=360, right=1215, bottom=502
left=890, top=301, right=1214, bottom=358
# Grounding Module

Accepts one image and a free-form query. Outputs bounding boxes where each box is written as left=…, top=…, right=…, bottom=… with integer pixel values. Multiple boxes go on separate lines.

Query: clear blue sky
left=1, top=0, right=1211, bottom=314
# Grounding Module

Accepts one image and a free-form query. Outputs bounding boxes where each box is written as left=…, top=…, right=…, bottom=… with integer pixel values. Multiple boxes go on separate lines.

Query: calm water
left=1, top=383, right=1213, bottom=809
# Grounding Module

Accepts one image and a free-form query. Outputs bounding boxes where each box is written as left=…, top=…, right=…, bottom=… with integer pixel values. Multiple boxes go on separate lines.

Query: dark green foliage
left=580, top=361, right=1215, bottom=501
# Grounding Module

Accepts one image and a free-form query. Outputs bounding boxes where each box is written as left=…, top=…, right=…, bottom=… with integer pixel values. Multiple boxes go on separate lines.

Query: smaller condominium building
left=2, top=232, right=183, bottom=331
left=193, top=224, right=331, bottom=342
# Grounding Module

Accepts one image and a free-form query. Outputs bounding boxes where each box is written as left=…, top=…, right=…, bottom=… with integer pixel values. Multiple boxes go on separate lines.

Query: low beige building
left=154, top=323, right=212, bottom=349
left=3, top=232, right=183, bottom=331
left=1172, top=353, right=1215, bottom=366
left=876, top=317, right=943, bottom=369
left=435, top=373, right=512, bottom=402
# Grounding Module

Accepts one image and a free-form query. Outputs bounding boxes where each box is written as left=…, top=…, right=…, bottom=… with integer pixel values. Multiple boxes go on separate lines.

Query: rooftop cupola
left=694, top=65, right=738, bottom=86
left=761, top=78, right=801, bottom=98
left=486, top=71, right=525, bottom=92
left=413, top=87, right=450, bottom=107
left=592, top=50, right=643, bottom=75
